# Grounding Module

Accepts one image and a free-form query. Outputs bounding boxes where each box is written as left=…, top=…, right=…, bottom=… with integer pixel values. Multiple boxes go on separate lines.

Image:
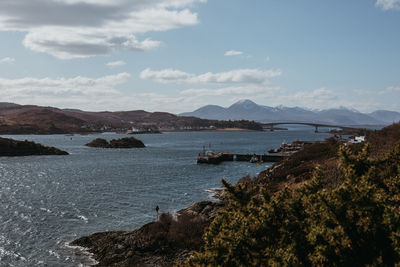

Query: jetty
left=197, top=152, right=287, bottom=164
left=197, top=140, right=315, bottom=165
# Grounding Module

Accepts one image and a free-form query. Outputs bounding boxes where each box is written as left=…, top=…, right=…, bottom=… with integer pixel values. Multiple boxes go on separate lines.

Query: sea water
left=0, top=130, right=331, bottom=266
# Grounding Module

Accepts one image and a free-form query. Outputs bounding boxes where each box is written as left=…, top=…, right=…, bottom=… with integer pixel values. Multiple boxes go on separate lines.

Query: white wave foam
left=40, top=208, right=52, bottom=213
left=77, top=215, right=88, bottom=223
left=48, top=250, right=60, bottom=259
left=0, top=246, right=23, bottom=261
left=204, top=187, right=223, bottom=200
left=19, top=213, right=31, bottom=223
left=64, top=242, right=98, bottom=266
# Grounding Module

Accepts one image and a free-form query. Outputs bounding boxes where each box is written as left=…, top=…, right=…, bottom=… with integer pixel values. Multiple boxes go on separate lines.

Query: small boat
left=197, top=145, right=221, bottom=164
left=249, top=154, right=262, bottom=163
left=268, top=148, right=279, bottom=153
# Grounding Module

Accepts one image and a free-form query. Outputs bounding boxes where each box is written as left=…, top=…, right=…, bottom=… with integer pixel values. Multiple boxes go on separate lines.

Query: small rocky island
left=0, top=137, right=68, bottom=156
left=85, top=137, right=145, bottom=148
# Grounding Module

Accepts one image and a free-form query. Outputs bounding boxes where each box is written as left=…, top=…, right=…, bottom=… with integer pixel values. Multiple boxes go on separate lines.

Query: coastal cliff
left=0, top=137, right=68, bottom=156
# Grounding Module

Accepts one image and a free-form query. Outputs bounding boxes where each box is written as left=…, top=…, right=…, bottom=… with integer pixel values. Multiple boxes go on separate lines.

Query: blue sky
left=0, top=0, right=399, bottom=113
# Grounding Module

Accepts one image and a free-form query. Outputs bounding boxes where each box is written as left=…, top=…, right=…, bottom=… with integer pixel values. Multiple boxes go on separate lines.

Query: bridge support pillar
left=270, top=124, right=275, bottom=131
left=315, top=126, right=319, bottom=133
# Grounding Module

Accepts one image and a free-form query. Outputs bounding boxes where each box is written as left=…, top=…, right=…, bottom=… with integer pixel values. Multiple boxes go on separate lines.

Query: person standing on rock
left=155, top=205, right=159, bottom=220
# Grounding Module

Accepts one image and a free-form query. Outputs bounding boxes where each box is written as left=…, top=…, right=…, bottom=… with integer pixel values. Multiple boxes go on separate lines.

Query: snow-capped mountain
left=180, top=99, right=399, bottom=125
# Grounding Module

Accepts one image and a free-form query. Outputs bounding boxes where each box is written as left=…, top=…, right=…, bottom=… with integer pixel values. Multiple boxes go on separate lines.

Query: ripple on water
left=0, top=235, right=25, bottom=263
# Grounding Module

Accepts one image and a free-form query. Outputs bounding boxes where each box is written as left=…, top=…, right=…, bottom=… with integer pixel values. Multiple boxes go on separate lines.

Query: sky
left=0, top=0, right=400, bottom=113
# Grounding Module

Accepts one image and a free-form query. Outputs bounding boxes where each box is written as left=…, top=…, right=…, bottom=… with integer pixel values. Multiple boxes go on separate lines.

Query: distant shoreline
left=1, top=125, right=382, bottom=136
left=0, top=128, right=264, bottom=135
left=162, top=128, right=261, bottom=133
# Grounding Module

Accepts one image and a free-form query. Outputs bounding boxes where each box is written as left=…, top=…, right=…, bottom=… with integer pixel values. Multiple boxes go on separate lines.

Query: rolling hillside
left=0, top=103, right=262, bottom=134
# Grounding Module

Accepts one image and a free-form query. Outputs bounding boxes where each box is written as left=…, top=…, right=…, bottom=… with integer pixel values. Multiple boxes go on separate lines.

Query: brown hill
left=0, top=103, right=263, bottom=134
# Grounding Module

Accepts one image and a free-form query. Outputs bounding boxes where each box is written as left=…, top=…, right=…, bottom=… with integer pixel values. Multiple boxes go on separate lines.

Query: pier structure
left=197, top=152, right=286, bottom=165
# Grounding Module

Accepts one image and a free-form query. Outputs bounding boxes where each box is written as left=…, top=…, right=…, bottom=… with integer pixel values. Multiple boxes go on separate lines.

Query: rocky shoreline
left=70, top=201, right=224, bottom=266
left=0, top=137, right=68, bottom=156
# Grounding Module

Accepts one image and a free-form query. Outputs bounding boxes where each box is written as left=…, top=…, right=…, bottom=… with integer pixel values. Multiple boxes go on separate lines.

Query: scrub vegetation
left=185, top=123, right=400, bottom=266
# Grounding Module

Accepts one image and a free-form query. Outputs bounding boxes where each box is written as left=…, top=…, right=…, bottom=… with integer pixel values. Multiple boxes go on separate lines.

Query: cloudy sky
left=0, top=0, right=400, bottom=113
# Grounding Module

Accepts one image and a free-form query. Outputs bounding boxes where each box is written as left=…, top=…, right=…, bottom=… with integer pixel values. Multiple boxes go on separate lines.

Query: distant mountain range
left=180, top=99, right=400, bottom=125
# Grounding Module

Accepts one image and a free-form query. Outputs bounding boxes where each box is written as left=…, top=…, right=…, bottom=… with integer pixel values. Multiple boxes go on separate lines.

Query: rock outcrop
left=85, top=137, right=145, bottom=148
left=71, top=201, right=224, bottom=267
left=0, top=137, right=68, bottom=156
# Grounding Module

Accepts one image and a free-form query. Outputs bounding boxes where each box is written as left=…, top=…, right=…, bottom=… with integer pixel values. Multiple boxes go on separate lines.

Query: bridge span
left=261, top=122, right=355, bottom=133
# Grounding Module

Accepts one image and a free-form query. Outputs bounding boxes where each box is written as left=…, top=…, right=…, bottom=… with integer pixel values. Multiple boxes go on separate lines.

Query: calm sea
left=0, top=130, right=331, bottom=266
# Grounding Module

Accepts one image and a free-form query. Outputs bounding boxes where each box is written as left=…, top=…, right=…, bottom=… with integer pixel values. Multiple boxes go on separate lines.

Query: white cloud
left=106, top=60, right=126, bottom=67
left=192, top=69, right=281, bottom=84
left=293, top=87, right=337, bottom=102
left=0, top=57, right=15, bottom=64
left=140, top=68, right=282, bottom=84
left=23, top=29, right=161, bottom=59
left=353, top=89, right=375, bottom=96
left=365, top=86, right=400, bottom=95
left=0, top=0, right=205, bottom=59
left=376, top=0, right=400, bottom=10
left=385, top=86, right=400, bottom=92
left=180, top=85, right=279, bottom=97
left=53, top=0, right=125, bottom=5
left=1, top=74, right=398, bottom=113
left=0, top=72, right=212, bottom=113
left=277, top=88, right=338, bottom=109
left=0, top=69, right=280, bottom=113
left=0, top=73, right=130, bottom=97
left=140, top=68, right=192, bottom=83
left=355, top=88, right=393, bottom=96
left=224, top=50, right=243, bottom=56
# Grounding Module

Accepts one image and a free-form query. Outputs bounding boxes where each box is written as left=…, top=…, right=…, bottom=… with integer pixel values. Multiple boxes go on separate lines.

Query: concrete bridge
left=261, top=122, right=355, bottom=133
